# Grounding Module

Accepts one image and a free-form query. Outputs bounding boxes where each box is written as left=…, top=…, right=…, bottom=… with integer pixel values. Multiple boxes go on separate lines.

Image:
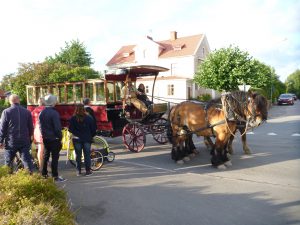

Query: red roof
left=106, top=34, right=204, bottom=66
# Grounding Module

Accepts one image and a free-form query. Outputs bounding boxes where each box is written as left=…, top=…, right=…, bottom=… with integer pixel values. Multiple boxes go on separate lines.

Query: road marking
left=247, top=131, right=254, bottom=134
left=267, top=132, right=277, bottom=135
left=292, top=133, right=300, bottom=136
left=117, top=160, right=174, bottom=172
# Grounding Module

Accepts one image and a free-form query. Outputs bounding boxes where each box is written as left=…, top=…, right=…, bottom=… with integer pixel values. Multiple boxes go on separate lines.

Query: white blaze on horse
left=167, top=91, right=268, bottom=169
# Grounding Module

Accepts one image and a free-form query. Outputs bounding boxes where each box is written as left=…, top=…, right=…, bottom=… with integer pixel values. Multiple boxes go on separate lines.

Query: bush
left=197, top=93, right=212, bottom=102
left=0, top=167, right=75, bottom=225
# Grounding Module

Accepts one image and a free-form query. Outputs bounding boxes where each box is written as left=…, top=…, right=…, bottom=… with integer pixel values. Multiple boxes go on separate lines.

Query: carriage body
left=26, top=65, right=169, bottom=152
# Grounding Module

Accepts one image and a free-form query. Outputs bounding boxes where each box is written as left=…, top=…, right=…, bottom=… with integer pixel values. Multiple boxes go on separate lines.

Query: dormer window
left=173, top=44, right=185, bottom=51
left=122, top=52, right=131, bottom=57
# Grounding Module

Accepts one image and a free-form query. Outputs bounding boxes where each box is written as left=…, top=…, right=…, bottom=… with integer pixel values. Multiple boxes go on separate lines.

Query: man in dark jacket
left=39, top=94, right=66, bottom=182
left=0, top=94, right=34, bottom=173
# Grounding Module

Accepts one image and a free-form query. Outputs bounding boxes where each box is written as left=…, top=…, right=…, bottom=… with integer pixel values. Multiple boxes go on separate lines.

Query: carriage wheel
left=152, top=118, right=169, bottom=144
left=90, top=151, right=104, bottom=171
left=122, top=122, right=146, bottom=152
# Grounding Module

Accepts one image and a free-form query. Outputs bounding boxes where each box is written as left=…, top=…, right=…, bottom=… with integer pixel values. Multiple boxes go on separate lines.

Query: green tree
left=46, top=39, right=93, bottom=67
left=194, top=46, right=273, bottom=92
left=0, top=73, right=14, bottom=91
left=286, top=69, right=300, bottom=97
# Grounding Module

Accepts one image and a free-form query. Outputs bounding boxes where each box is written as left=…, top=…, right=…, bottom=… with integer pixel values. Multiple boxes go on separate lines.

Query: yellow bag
left=61, top=128, right=74, bottom=150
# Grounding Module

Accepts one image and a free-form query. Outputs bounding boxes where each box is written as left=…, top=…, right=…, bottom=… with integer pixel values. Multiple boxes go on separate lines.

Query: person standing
left=0, top=94, right=34, bottom=173
left=31, top=97, right=45, bottom=170
left=39, top=94, right=66, bottom=182
left=68, top=104, right=96, bottom=176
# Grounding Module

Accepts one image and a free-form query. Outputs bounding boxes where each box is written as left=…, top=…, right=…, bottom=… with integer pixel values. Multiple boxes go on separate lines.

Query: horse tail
left=167, top=105, right=176, bottom=143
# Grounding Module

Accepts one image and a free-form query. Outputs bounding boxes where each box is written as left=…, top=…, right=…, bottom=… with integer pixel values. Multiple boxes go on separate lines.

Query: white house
left=106, top=31, right=219, bottom=104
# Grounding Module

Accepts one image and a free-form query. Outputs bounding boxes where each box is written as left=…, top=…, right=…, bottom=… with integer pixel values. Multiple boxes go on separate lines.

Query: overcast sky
left=0, top=0, right=299, bottom=82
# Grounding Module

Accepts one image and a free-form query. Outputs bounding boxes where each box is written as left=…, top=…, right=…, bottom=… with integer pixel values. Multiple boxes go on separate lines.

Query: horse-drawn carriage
left=26, top=65, right=170, bottom=153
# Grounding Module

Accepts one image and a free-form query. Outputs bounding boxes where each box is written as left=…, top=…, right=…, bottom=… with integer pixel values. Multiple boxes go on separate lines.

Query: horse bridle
left=222, top=93, right=259, bottom=128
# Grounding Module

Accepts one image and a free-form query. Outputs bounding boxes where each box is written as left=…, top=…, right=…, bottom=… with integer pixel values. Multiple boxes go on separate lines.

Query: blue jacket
left=0, top=103, right=33, bottom=148
left=39, top=106, right=62, bottom=141
left=69, top=115, right=96, bottom=143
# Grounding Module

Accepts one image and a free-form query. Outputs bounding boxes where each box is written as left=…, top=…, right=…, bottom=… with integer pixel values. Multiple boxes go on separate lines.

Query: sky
left=0, top=0, right=299, bottom=82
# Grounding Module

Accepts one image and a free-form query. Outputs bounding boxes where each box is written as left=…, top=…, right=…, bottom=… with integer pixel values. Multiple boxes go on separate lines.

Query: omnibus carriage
left=26, top=65, right=169, bottom=152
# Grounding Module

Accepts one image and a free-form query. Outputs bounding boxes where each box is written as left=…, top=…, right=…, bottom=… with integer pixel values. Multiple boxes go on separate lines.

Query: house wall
left=136, top=78, right=188, bottom=104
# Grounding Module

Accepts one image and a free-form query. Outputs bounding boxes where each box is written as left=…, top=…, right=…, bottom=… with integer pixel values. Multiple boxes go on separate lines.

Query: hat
left=44, top=94, right=57, bottom=106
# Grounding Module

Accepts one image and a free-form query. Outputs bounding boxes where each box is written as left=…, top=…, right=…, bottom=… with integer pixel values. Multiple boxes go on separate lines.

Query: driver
left=121, top=78, right=149, bottom=116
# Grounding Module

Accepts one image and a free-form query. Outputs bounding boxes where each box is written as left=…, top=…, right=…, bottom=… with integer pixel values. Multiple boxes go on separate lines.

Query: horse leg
left=227, top=134, right=234, bottom=155
left=204, top=136, right=214, bottom=151
left=177, top=142, right=187, bottom=164
left=239, top=126, right=251, bottom=154
left=186, top=134, right=198, bottom=157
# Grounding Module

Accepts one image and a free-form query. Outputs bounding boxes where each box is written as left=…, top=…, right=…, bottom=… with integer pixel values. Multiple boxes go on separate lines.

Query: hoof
left=224, top=160, right=232, bottom=167
left=217, top=164, right=227, bottom=170
left=226, top=153, right=231, bottom=159
left=183, top=156, right=190, bottom=162
left=176, top=160, right=184, bottom=165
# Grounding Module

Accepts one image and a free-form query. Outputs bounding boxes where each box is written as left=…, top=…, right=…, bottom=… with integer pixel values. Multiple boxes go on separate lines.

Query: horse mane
left=221, top=91, right=248, bottom=121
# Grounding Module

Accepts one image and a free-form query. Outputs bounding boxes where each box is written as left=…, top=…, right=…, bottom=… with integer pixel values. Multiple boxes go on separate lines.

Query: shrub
left=197, top=93, right=212, bottom=102
left=0, top=167, right=75, bottom=225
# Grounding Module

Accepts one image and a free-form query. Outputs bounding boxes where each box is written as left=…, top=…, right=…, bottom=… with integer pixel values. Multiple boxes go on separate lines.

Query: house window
left=145, top=85, right=149, bottom=94
left=202, top=47, right=205, bottom=57
left=168, top=84, right=174, bottom=95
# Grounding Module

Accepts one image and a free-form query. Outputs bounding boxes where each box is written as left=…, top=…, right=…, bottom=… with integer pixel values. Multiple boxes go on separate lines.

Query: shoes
left=85, top=171, right=93, bottom=176
left=76, top=171, right=82, bottom=177
left=42, top=174, right=48, bottom=179
left=53, top=176, right=67, bottom=182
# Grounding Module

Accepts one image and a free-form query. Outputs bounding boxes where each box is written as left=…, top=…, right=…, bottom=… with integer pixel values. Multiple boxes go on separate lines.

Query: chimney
left=170, top=31, right=177, bottom=41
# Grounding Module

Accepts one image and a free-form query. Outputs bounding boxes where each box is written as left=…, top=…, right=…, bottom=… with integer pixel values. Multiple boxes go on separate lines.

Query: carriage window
left=95, top=82, right=105, bottom=102
left=35, top=87, right=41, bottom=103
left=75, top=84, right=83, bottom=103
left=115, top=81, right=123, bottom=101
left=67, top=85, right=74, bottom=103
left=168, top=84, right=174, bottom=95
left=58, top=85, right=65, bottom=103
left=50, top=85, right=58, bottom=96
left=27, top=87, right=34, bottom=105
left=41, top=87, right=48, bottom=97
left=85, top=83, right=94, bottom=101
left=107, top=82, right=114, bottom=102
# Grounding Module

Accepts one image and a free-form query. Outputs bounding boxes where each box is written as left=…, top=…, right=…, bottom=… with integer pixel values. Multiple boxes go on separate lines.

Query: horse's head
left=221, top=91, right=268, bottom=128
left=246, top=92, right=268, bottom=127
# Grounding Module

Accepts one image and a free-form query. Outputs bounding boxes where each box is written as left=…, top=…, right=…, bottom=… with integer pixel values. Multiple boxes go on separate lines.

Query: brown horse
left=167, top=91, right=268, bottom=168
left=205, top=92, right=269, bottom=154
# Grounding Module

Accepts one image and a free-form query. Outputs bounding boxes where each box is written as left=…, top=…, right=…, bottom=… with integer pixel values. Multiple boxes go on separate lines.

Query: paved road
left=1, top=101, right=300, bottom=225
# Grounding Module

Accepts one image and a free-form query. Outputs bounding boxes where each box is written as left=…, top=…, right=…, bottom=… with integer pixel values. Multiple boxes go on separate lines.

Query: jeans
left=42, top=139, right=62, bottom=177
left=73, top=141, right=91, bottom=172
left=4, top=144, right=33, bottom=173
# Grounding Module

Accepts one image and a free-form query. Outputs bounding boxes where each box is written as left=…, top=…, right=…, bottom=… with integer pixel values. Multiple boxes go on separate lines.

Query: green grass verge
left=0, top=166, right=75, bottom=225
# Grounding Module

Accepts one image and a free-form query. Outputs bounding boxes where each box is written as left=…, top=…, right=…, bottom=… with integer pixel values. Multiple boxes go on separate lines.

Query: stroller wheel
left=107, top=152, right=115, bottom=162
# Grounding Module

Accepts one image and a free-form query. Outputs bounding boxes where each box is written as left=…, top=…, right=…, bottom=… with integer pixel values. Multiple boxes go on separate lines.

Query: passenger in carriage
left=137, top=83, right=153, bottom=108
left=121, top=78, right=149, bottom=116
